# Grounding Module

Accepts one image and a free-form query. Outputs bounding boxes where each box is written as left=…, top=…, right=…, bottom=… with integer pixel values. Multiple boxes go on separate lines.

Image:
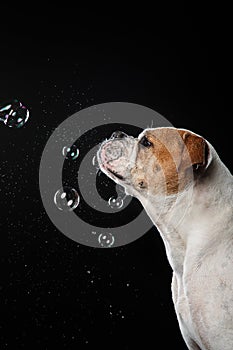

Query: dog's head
left=97, top=127, right=210, bottom=199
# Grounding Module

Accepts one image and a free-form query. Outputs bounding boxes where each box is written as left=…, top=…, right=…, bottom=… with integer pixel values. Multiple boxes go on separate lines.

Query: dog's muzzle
left=101, top=130, right=128, bottom=163
left=97, top=131, right=135, bottom=182
left=102, top=141, right=123, bottom=162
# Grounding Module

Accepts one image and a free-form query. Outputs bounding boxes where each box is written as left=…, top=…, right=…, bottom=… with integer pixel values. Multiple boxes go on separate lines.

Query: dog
left=97, top=127, right=233, bottom=350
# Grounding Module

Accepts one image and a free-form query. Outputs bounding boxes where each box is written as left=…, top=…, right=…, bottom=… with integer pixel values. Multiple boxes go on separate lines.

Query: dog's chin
left=97, top=153, right=127, bottom=184
left=106, top=167, right=125, bottom=181
left=97, top=157, right=137, bottom=196
left=99, top=161, right=127, bottom=183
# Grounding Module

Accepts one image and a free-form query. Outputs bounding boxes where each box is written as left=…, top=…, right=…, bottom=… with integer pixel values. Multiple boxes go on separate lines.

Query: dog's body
left=97, top=127, right=233, bottom=350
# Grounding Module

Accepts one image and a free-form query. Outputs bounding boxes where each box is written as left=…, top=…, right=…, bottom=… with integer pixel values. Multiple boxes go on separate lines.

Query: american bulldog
left=97, top=127, right=233, bottom=350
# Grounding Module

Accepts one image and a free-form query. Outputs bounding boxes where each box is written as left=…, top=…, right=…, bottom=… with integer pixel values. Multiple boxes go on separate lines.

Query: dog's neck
left=138, top=149, right=233, bottom=276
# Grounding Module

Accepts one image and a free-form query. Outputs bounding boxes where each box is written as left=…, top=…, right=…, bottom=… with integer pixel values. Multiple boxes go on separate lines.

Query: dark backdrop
left=0, top=4, right=232, bottom=349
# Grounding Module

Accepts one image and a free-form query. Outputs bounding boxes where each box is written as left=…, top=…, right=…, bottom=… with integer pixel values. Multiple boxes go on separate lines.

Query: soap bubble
left=54, top=186, right=80, bottom=211
left=98, top=232, right=115, bottom=247
left=108, top=196, right=124, bottom=209
left=0, top=99, right=29, bottom=128
left=62, top=145, right=79, bottom=160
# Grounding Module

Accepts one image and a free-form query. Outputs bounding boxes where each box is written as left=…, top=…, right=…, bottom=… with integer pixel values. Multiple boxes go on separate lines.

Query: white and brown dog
left=97, top=127, right=233, bottom=350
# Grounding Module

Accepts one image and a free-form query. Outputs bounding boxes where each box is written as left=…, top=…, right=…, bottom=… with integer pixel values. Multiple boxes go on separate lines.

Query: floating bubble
left=62, top=145, right=79, bottom=160
left=108, top=196, right=124, bottom=209
left=54, top=186, right=80, bottom=211
left=0, top=99, right=29, bottom=128
left=98, top=232, right=115, bottom=247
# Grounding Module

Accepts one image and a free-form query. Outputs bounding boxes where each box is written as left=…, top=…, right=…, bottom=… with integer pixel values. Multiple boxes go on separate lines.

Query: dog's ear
left=178, top=130, right=209, bottom=171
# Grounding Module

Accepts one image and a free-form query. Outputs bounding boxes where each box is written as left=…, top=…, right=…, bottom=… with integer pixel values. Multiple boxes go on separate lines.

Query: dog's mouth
left=107, top=167, right=124, bottom=180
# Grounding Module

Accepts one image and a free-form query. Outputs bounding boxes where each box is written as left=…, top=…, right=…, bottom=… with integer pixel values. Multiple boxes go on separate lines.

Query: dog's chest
left=173, top=275, right=199, bottom=341
left=173, top=247, right=233, bottom=349
left=173, top=274, right=216, bottom=349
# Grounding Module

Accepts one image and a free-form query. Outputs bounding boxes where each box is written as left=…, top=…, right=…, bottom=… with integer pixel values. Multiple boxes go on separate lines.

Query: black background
left=0, top=4, right=232, bottom=349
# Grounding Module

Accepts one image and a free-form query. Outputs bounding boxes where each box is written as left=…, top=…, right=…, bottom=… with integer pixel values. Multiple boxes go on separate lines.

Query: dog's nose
left=111, top=131, right=128, bottom=139
left=103, top=141, right=123, bottom=161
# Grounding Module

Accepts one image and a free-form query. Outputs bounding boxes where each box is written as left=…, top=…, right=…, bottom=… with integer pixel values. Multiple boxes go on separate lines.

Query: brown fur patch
left=144, top=128, right=206, bottom=195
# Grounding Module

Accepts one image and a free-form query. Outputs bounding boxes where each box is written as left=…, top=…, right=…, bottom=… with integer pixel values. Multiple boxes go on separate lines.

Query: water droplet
left=98, top=232, right=115, bottom=247
left=62, top=145, right=79, bottom=160
left=54, top=186, right=80, bottom=211
left=108, top=196, right=124, bottom=209
left=0, top=99, right=30, bottom=128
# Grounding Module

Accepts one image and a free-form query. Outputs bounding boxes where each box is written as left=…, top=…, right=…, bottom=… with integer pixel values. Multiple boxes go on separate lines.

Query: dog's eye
left=139, top=136, right=153, bottom=148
